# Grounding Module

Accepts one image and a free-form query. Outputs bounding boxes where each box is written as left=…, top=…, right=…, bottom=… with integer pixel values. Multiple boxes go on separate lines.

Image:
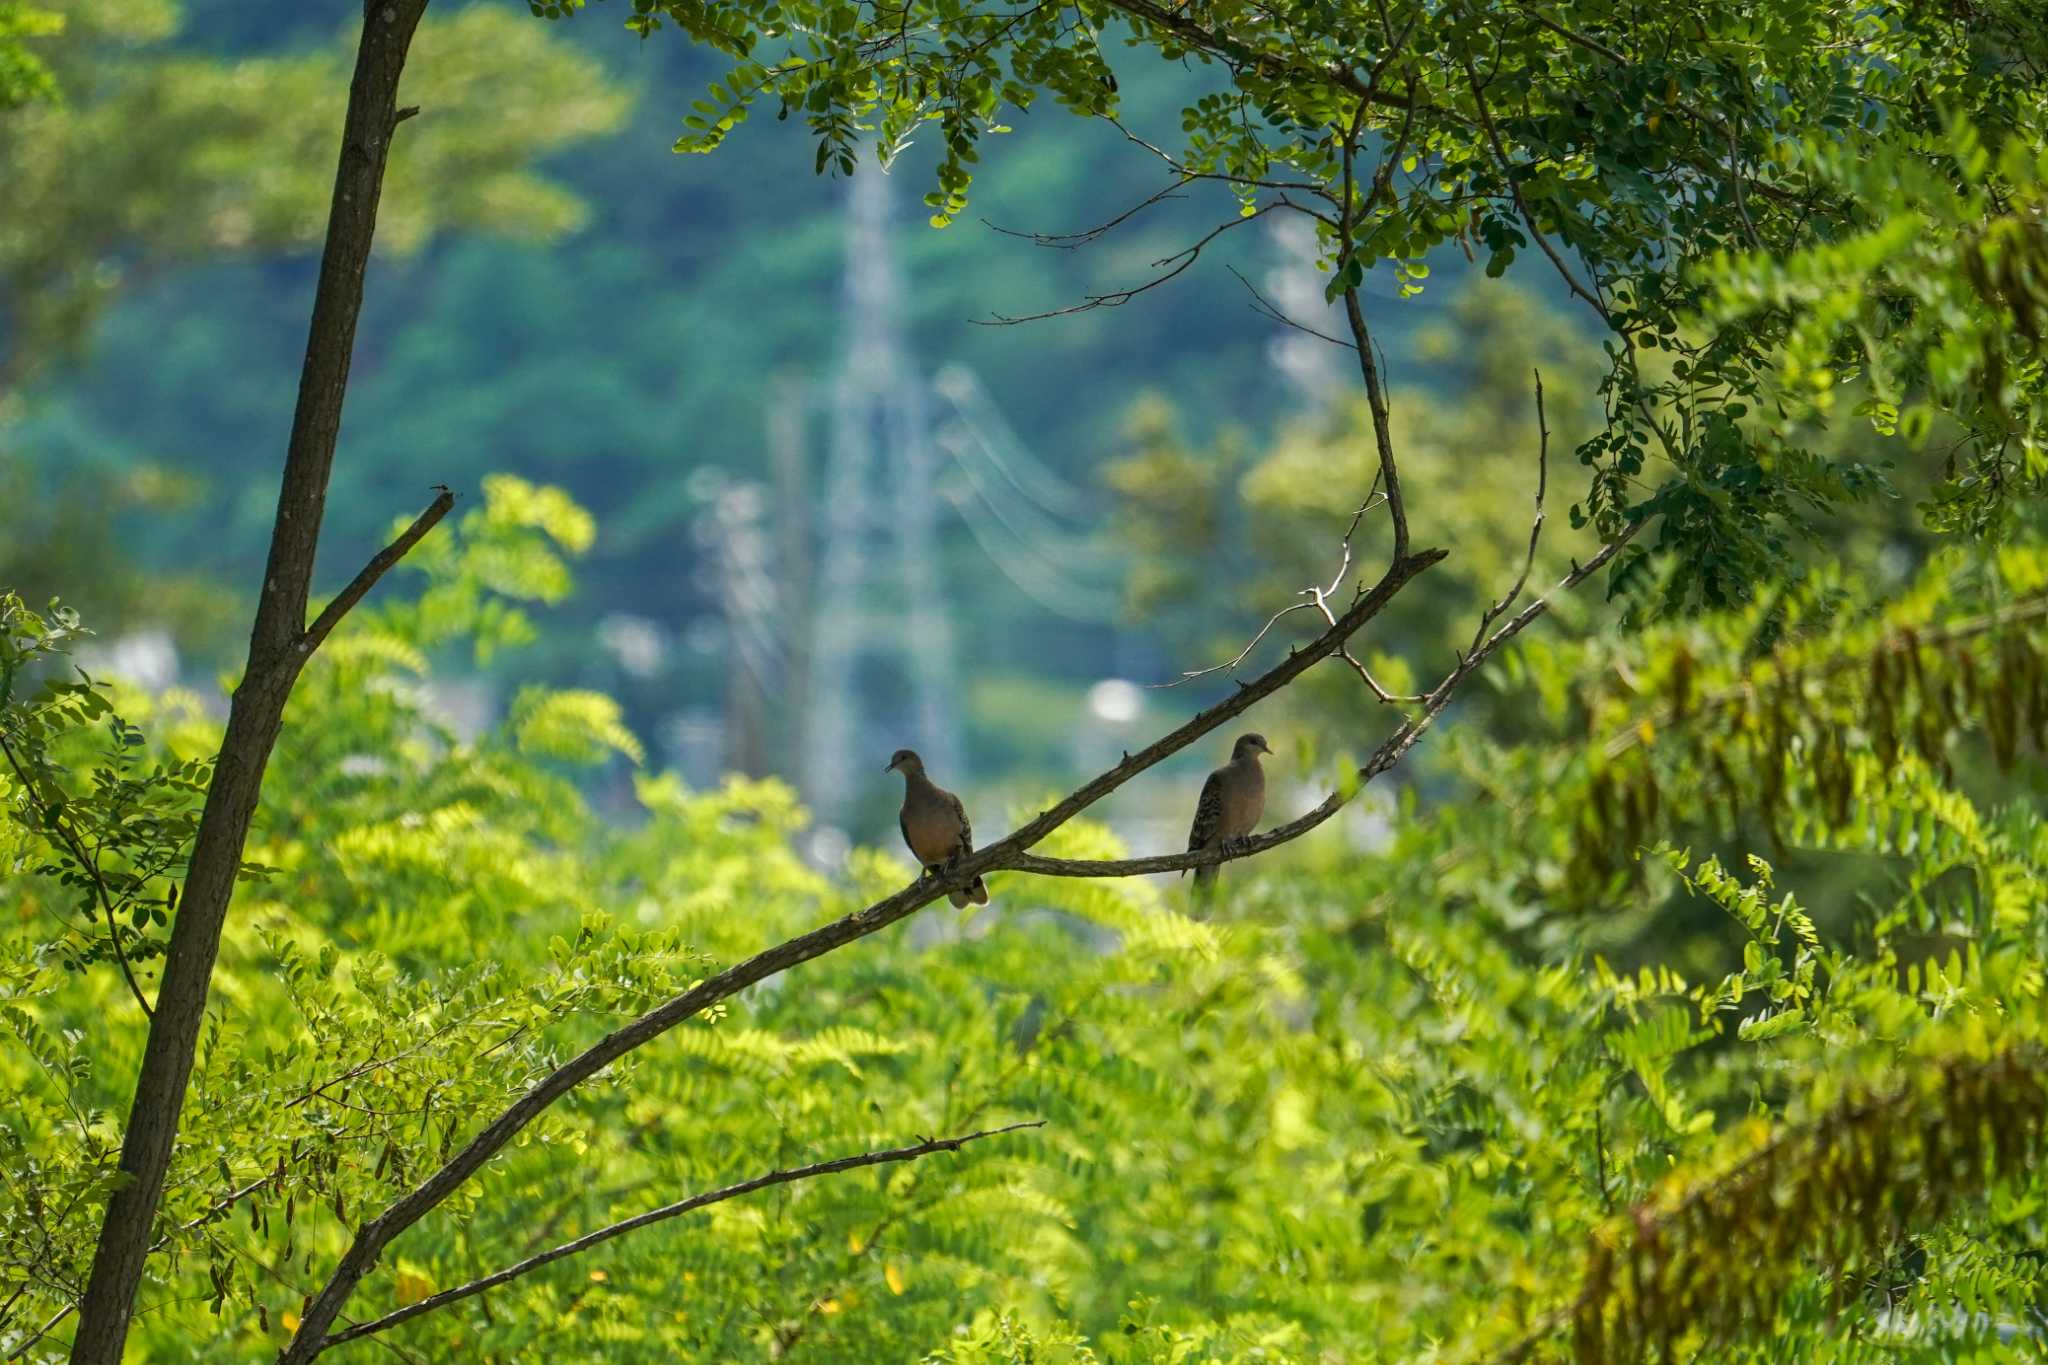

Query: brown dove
left=886, top=749, right=990, bottom=907
left=1185, top=732, right=1271, bottom=890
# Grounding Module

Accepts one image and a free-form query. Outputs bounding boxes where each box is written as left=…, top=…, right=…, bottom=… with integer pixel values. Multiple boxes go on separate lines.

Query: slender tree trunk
left=67, top=4, right=432, bottom=1359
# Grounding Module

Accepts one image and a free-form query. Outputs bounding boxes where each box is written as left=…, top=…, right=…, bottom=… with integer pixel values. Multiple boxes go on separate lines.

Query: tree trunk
left=67, top=4, right=432, bottom=1359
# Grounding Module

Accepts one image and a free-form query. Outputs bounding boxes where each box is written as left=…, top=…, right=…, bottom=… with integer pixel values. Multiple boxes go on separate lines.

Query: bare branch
left=981, top=206, right=1277, bottom=324
left=1226, top=265, right=1356, bottom=351
left=1104, top=119, right=1336, bottom=205
left=313, top=1122, right=1044, bottom=1352
left=982, top=180, right=1188, bottom=250
left=1336, top=77, right=1417, bottom=563
left=1304, top=486, right=1423, bottom=705
left=1152, top=601, right=1326, bottom=691
left=1153, top=489, right=1387, bottom=690
left=1465, top=369, right=1550, bottom=658
left=299, top=488, right=457, bottom=659
left=1302, top=562, right=1424, bottom=706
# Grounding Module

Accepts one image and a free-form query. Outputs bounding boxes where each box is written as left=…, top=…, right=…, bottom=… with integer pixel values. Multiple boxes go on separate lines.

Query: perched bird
left=886, top=749, right=991, bottom=907
left=1185, top=732, right=1272, bottom=891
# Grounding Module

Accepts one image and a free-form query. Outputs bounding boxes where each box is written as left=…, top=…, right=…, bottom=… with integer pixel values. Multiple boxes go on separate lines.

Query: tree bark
left=67, top=4, right=432, bottom=1360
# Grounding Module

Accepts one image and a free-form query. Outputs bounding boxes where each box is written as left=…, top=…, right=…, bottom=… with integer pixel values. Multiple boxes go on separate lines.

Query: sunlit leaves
left=578, top=0, right=2043, bottom=608
left=0, top=2, right=61, bottom=108
left=12, top=485, right=2048, bottom=1358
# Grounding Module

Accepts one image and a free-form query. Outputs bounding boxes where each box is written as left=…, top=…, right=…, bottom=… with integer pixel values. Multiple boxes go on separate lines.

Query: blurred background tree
left=0, top=0, right=627, bottom=658
left=1, top=0, right=1449, bottom=848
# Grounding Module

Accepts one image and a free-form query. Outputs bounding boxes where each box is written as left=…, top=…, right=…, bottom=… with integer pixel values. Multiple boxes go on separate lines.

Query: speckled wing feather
left=1184, top=768, right=1226, bottom=879
left=937, top=785, right=989, bottom=908
left=945, top=790, right=974, bottom=862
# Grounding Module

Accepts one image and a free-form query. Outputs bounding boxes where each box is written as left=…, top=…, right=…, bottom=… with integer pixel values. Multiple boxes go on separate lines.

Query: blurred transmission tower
left=803, top=164, right=963, bottom=822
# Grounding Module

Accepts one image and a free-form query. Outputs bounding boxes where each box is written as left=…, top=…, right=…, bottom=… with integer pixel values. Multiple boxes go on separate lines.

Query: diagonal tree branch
left=299, top=488, right=456, bottom=659
left=1336, top=75, right=1419, bottom=565
left=1013, top=519, right=1642, bottom=880
left=315, top=1122, right=1045, bottom=1351
left=1156, top=488, right=1386, bottom=691
left=276, top=544, right=1447, bottom=1360
left=1458, top=46, right=1611, bottom=325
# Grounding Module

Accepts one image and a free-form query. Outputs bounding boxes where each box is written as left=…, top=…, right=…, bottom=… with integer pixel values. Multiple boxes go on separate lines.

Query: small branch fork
left=1467, top=369, right=1550, bottom=660
left=311, top=1122, right=1043, bottom=1353
left=1225, top=265, right=1356, bottom=351
left=1156, top=485, right=1406, bottom=701
left=981, top=204, right=1279, bottom=324
left=1016, top=517, right=1642, bottom=880
left=298, top=488, right=456, bottom=662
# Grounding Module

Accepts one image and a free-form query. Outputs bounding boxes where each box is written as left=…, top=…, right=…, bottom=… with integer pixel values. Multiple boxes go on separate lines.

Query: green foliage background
left=2, top=0, right=1367, bottom=790
left=4, top=0, right=2048, bottom=1360
left=8, top=478, right=2048, bottom=1362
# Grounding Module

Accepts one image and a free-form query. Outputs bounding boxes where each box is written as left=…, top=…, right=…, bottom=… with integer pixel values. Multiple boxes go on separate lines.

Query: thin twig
left=1105, top=118, right=1336, bottom=203
left=1226, top=265, right=1356, bottom=350
left=981, top=206, right=1277, bottom=324
left=4, top=1302, right=73, bottom=1361
left=1466, top=369, right=1551, bottom=657
left=1459, top=49, right=1611, bottom=325
left=315, top=1122, right=1044, bottom=1350
left=299, top=488, right=457, bottom=659
left=1153, top=491, right=1388, bottom=690
left=981, top=180, right=1188, bottom=250
left=0, top=734, right=153, bottom=1018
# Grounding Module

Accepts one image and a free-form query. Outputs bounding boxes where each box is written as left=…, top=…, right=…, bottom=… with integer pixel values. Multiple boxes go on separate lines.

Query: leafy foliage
left=10, top=1, right=2048, bottom=1360
left=567, top=0, right=2047, bottom=613
left=0, top=596, right=213, bottom=993
left=1704, top=118, right=2048, bottom=539
left=9, top=479, right=2048, bottom=1361
left=0, top=2, right=59, bottom=108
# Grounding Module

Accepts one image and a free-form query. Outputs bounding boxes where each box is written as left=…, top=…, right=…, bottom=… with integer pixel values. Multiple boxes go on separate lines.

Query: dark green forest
left=4, top=0, right=2048, bottom=1360
left=6, top=0, right=1443, bottom=824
